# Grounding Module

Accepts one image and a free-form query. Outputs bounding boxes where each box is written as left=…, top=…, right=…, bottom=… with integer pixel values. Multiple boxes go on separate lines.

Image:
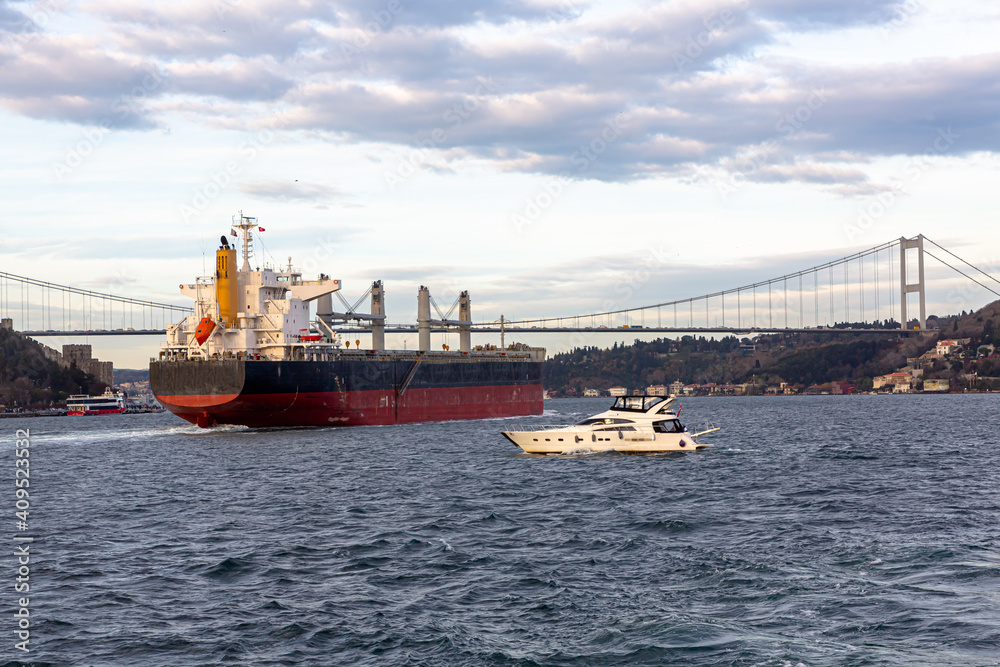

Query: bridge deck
left=21, top=326, right=916, bottom=337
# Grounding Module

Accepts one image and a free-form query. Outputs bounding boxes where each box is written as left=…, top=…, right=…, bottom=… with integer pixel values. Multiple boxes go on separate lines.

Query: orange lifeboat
left=297, top=328, right=322, bottom=342
left=194, top=317, right=216, bottom=345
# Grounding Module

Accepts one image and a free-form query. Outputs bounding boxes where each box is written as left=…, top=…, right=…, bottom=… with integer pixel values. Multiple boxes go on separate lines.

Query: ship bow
left=150, top=359, right=245, bottom=427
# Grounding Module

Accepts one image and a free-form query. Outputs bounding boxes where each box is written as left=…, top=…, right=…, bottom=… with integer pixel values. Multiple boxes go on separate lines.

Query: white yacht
left=502, top=395, right=719, bottom=454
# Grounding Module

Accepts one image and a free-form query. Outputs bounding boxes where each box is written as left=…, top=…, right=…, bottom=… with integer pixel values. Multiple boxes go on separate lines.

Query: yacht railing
left=502, top=424, right=577, bottom=433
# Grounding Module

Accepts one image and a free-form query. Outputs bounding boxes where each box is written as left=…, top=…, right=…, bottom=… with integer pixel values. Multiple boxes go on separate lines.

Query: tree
left=12, top=377, right=33, bottom=407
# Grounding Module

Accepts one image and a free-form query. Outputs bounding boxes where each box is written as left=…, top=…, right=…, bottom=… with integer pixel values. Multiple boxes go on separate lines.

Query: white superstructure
left=162, top=213, right=341, bottom=361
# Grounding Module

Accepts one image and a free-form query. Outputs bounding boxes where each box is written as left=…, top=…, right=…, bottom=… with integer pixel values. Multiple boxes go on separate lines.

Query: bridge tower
left=899, top=235, right=927, bottom=331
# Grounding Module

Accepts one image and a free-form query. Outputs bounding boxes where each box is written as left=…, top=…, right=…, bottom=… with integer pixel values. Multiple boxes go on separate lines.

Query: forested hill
left=0, top=328, right=107, bottom=408
left=114, top=368, right=150, bottom=383
left=542, top=300, right=1000, bottom=394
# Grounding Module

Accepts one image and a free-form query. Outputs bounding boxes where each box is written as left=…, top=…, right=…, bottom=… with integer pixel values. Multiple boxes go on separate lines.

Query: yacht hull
left=502, top=429, right=709, bottom=454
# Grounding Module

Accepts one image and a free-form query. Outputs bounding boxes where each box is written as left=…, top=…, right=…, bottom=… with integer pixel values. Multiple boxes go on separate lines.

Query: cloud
left=5, top=235, right=205, bottom=261
left=165, top=57, right=293, bottom=101
left=239, top=180, right=343, bottom=203
left=0, top=34, right=166, bottom=127
left=748, top=163, right=870, bottom=185
left=0, top=1, right=32, bottom=33
left=370, top=265, right=456, bottom=281
left=334, top=0, right=556, bottom=28
left=753, top=0, right=907, bottom=27
left=89, top=0, right=341, bottom=59
left=2, top=0, right=998, bottom=194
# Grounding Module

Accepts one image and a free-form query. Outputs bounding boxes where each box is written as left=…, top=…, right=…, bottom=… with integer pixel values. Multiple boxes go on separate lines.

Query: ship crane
left=317, top=279, right=387, bottom=350
left=418, top=286, right=472, bottom=353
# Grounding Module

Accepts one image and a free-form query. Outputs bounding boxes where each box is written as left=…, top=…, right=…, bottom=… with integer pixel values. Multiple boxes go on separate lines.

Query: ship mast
left=232, top=211, right=258, bottom=271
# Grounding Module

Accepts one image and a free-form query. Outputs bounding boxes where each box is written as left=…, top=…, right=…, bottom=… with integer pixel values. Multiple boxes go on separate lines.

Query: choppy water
left=4, top=395, right=1000, bottom=666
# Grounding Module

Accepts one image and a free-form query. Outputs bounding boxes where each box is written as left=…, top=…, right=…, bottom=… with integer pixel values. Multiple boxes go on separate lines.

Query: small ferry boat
left=502, top=395, right=719, bottom=454
left=66, top=388, right=125, bottom=416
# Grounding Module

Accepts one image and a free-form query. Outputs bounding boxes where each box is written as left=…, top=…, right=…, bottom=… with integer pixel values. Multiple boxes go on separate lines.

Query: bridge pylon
left=899, top=234, right=926, bottom=331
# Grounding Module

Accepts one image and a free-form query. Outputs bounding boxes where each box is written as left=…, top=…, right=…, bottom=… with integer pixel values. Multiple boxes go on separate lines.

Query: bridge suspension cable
left=921, top=239, right=1000, bottom=298
left=0, top=271, right=191, bottom=334
left=473, top=235, right=997, bottom=332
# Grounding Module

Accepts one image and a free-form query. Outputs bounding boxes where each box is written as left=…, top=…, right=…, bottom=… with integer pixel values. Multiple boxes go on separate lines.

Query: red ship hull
left=151, top=357, right=544, bottom=428
left=156, top=384, right=542, bottom=428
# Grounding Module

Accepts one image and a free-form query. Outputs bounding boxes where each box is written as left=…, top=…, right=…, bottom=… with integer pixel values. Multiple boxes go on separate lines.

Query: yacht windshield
left=611, top=396, right=667, bottom=411
left=656, top=400, right=678, bottom=414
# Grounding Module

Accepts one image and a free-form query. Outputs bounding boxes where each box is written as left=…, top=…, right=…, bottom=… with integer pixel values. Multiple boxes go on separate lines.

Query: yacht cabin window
left=576, top=417, right=635, bottom=426
left=653, top=419, right=684, bottom=433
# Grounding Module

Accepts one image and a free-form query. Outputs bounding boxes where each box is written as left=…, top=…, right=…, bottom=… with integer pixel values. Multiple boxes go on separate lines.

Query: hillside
left=114, top=368, right=150, bottom=383
left=0, top=328, right=107, bottom=408
left=543, top=300, right=1000, bottom=394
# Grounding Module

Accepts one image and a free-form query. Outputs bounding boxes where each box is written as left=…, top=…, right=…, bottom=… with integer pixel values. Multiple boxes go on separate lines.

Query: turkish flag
left=258, top=226, right=265, bottom=232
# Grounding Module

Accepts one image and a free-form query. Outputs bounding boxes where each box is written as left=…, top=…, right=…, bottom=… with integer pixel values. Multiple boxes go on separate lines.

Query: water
left=3, top=395, right=999, bottom=666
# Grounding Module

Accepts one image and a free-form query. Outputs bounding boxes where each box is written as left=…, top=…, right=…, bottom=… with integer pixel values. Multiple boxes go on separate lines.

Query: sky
left=1, top=0, right=999, bottom=368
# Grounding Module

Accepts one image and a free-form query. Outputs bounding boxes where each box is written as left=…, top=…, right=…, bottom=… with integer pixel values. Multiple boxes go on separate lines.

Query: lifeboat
left=194, top=317, right=216, bottom=345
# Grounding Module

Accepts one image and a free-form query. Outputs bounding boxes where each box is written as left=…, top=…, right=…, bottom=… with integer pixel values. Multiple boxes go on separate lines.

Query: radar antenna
left=232, top=210, right=259, bottom=271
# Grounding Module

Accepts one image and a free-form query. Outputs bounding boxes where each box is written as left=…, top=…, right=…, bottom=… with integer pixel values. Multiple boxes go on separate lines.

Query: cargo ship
left=150, top=214, right=545, bottom=428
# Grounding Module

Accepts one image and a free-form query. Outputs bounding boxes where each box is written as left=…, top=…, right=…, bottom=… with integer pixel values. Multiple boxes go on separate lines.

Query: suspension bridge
left=2, top=235, right=998, bottom=339
left=470, top=235, right=1000, bottom=336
